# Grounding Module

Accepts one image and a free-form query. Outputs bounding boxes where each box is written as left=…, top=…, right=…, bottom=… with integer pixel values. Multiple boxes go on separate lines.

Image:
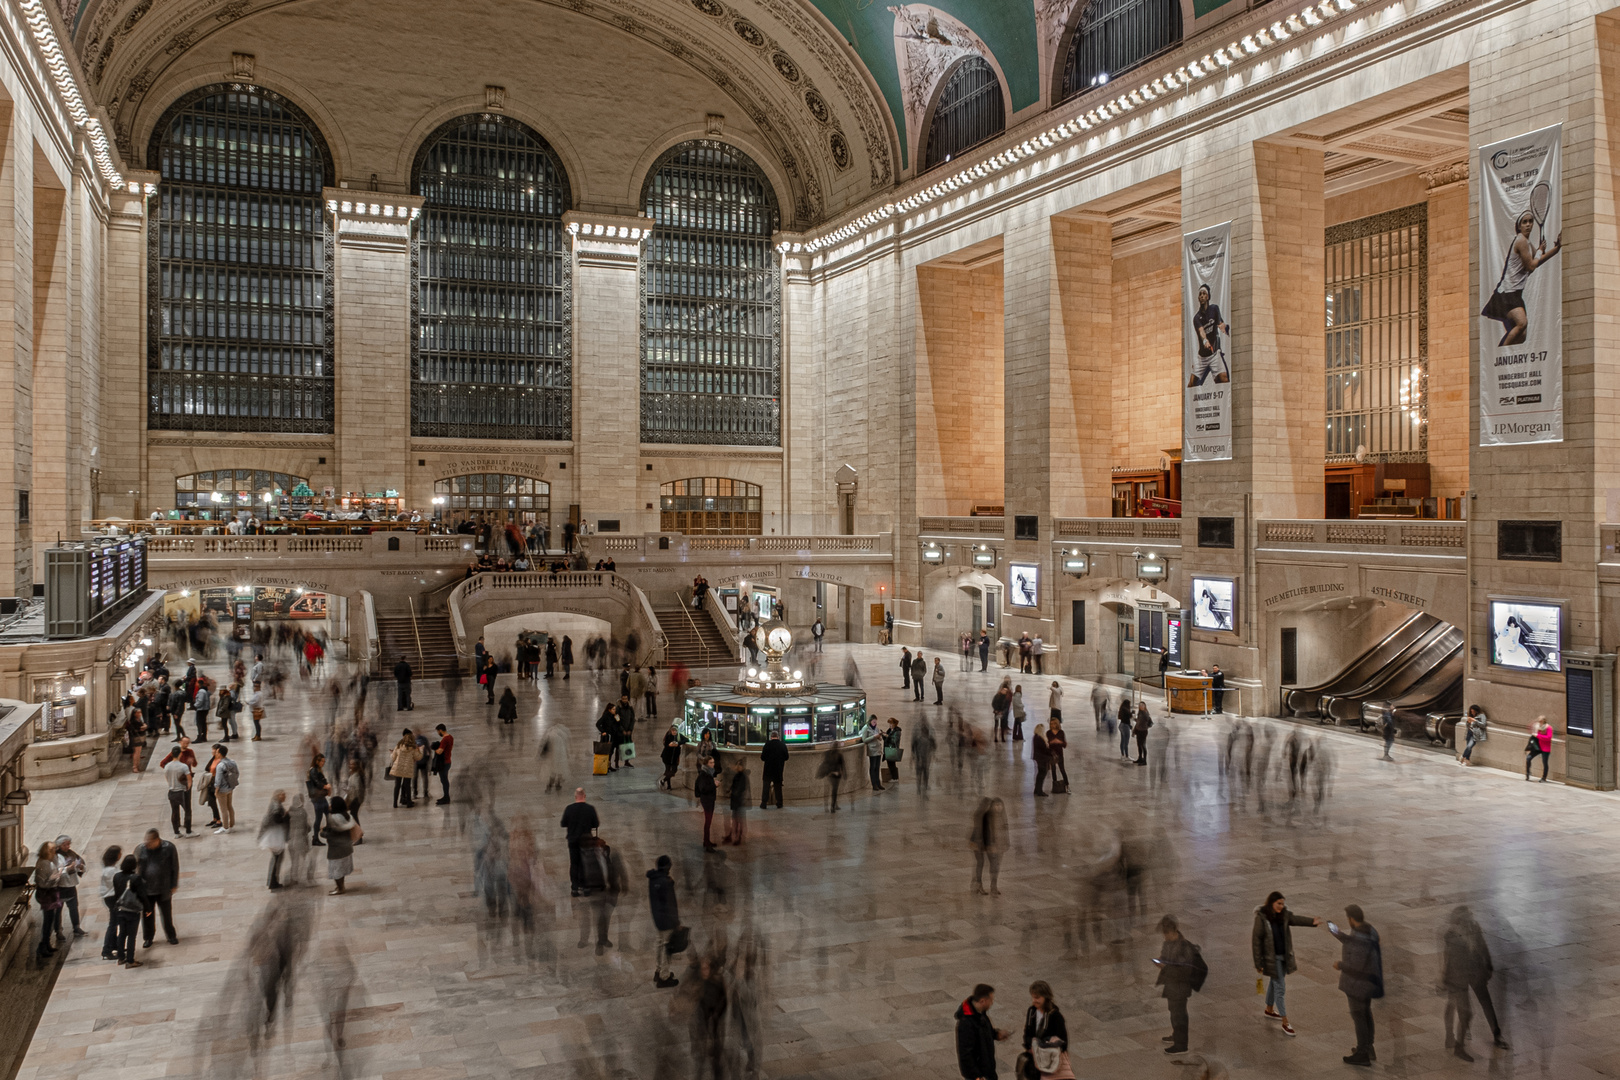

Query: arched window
left=640, top=141, right=781, bottom=446
left=175, top=469, right=308, bottom=516
left=660, top=478, right=763, bottom=535
left=1060, top=0, right=1183, bottom=102
left=923, top=56, right=1006, bottom=170
left=412, top=115, right=572, bottom=441
left=147, top=86, right=333, bottom=432
left=433, top=473, right=551, bottom=522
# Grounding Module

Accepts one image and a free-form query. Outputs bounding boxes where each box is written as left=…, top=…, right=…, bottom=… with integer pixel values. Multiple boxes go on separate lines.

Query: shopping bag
left=622, top=742, right=636, bottom=760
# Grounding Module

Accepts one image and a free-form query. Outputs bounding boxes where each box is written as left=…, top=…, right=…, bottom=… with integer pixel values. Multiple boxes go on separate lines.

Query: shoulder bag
left=117, top=883, right=144, bottom=914
left=1032, top=1040, right=1063, bottom=1074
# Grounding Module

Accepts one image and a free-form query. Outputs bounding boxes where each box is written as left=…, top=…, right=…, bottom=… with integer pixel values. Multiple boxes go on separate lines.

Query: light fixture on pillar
left=1062, top=549, right=1090, bottom=577
left=1137, top=553, right=1167, bottom=582
left=921, top=542, right=943, bottom=563
left=972, top=545, right=997, bottom=568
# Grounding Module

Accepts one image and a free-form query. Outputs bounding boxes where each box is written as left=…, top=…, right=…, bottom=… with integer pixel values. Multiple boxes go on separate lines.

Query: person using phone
left=1252, top=891, right=1323, bottom=1037
left=955, top=983, right=1010, bottom=1080
left=1155, top=914, right=1207, bottom=1054
left=1330, top=904, right=1384, bottom=1066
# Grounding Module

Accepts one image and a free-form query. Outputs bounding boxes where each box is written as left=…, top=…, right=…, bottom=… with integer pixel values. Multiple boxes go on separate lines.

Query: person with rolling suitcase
left=576, top=830, right=625, bottom=954
left=560, top=788, right=599, bottom=897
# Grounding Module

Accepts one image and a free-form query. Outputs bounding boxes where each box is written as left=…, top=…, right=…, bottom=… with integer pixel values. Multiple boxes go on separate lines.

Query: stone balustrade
left=1258, top=519, right=1467, bottom=551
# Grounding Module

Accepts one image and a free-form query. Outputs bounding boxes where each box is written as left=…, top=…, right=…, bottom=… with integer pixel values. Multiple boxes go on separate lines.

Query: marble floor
left=16, top=643, right=1620, bottom=1080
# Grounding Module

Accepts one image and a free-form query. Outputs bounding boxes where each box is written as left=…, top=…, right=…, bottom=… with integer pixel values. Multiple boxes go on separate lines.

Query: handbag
left=593, top=738, right=612, bottom=756
left=1032, top=1040, right=1062, bottom=1074
left=883, top=746, right=903, bottom=762
left=1015, top=1052, right=1035, bottom=1080
left=1525, top=734, right=1540, bottom=754
left=667, top=925, right=690, bottom=954
left=117, top=884, right=143, bottom=914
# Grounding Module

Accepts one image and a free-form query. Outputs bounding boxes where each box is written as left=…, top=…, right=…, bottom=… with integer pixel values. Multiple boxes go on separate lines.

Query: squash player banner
left=1478, top=123, right=1563, bottom=445
left=1183, top=222, right=1234, bottom=461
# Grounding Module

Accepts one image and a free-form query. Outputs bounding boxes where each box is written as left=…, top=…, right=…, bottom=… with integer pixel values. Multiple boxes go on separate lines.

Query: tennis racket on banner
left=1528, top=182, right=1551, bottom=247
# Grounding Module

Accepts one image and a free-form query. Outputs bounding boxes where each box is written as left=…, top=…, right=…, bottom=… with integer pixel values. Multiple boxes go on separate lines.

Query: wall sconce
left=1061, top=548, right=1090, bottom=577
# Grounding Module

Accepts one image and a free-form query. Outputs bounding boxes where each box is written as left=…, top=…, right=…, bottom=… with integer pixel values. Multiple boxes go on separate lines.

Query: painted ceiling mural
left=64, top=0, right=1092, bottom=190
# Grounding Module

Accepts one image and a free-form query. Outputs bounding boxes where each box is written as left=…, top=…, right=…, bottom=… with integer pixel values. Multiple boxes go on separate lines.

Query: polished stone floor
left=17, top=642, right=1620, bottom=1080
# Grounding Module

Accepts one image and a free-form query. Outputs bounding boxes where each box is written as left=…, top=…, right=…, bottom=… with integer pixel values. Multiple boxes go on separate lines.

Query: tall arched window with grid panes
left=412, top=115, right=573, bottom=440
left=147, top=86, right=334, bottom=431
left=1059, top=0, right=1183, bottom=101
left=923, top=56, right=1005, bottom=170
left=640, top=141, right=781, bottom=446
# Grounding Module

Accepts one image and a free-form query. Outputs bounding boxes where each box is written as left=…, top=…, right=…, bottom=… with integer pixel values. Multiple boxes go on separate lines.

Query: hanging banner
left=1182, top=222, right=1234, bottom=462
left=1478, top=123, right=1563, bottom=445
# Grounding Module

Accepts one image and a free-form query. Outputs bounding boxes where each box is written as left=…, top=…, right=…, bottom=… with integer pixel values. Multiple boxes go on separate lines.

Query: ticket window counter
left=680, top=694, right=866, bottom=747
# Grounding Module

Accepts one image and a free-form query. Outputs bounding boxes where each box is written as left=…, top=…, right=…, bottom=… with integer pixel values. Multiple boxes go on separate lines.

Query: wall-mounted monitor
left=1009, top=563, right=1039, bottom=607
left=1190, top=576, right=1236, bottom=632
left=1489, top=599, right=1562, bottom=672
left=782, top=720, right=811, bottom=742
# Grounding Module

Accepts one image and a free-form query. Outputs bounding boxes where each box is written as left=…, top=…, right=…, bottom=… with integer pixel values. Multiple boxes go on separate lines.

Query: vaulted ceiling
left=63, top=0, right=1066, bottom=215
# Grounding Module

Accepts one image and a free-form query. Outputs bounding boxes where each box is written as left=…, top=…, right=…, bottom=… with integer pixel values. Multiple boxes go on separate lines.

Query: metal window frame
left=1324, top=203, right=1429, bottom=463
left=410, top=113, right=573, bottom=442
left=146, top=84, right=335, bottom=433
left=1059, top=0, right=1184, bottom=102
left=923, top=56, right=1006, bottom=170
left=639, top=140, right=782, bottom=447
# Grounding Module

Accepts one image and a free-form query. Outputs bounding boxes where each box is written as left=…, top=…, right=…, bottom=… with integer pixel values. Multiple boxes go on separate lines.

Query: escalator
left=1283, top=612, right=1442, bottom=717
left=1320, top=621, right=1463, bottom=723
left=1358, top=643, right=1465, bottom=741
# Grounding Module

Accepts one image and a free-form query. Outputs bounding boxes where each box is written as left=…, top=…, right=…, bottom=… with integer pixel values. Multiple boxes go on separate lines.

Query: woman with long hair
left=32, top=840, right=63, bottom=964
left=1022, top=980, right=1075, bottom=1078
left=1250, top=890, right=1322, bottom=1037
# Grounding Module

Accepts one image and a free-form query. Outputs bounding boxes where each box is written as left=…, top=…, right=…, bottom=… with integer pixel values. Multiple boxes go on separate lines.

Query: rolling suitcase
left=593, top=753, right=610, bottom=775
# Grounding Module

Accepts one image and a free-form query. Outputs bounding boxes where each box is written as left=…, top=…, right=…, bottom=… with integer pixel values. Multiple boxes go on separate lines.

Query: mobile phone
left=1327, top=921, right=1339, bottom=935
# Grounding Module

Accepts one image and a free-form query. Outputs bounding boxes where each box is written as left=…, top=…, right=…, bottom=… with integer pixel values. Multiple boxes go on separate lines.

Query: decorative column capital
left=324, top=189, right=424, bottom=246
left=564, top=211, right=653, bottom=268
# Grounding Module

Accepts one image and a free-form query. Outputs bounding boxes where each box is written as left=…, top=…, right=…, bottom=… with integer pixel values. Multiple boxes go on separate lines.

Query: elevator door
left=1116, top=607, right=1135, bottom=674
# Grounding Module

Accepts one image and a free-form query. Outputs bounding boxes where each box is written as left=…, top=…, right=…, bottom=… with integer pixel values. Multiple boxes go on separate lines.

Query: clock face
left=767, top=626, right=793, bottom=652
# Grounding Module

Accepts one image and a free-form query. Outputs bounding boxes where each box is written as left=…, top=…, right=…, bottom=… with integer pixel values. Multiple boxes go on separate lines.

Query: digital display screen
left=118, top=542, right=135, bottom=596
left=1490, top=600, right=1562, bottom=672
left=99, top=550, right=117, bottom=608
left=88, top=556, right=103, bottom=618
left=1191, top=576, right=1236, bottom=632
left=1166, top=616, right=1183, bottom=667
left=1009, top=563, right=1040, bottom=607
left=783, top=721, right=811, bottom=742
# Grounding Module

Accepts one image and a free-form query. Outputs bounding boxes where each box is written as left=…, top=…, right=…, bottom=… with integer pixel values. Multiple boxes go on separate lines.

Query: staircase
left=376, top=612, right=463, bottom=679
left=652, top=603, right=732, bottom=670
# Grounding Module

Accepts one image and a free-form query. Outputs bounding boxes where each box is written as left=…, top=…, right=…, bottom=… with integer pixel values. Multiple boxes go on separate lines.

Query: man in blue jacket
left=1332, top=904, right=1384, bottom=1066
left=647, top=855, right=679, bottom=989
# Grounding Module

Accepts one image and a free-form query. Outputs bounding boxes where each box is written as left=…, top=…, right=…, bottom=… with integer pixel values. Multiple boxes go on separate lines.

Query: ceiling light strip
left=790, top=0, right=1391, bottom=256
left=16, top=0, right=125, bottom=189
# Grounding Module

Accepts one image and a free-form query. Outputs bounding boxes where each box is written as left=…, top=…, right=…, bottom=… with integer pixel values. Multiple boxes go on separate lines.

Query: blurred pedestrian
left=760, top=730, right=787, bottom=807
left=1048, top=681, right=1062, bottom=721
left=498, top=686, right=519, bottom=725
left=863, top=717, right=885, bottom=791
left=1022, top=980, right=1075, bottom=1079
left=1379, top=705, right=1397, bottom=761
left=991, top=682, right=1011, bottom=744
left=1119, top=701, right=1135, bottom=760
left=1330, top=904, right=1384, bottom=1066
left=323, top=796, right=360, bottom=895
left=885, top=717, right=903, bottom=781
left=307, top=752, right=331, bottom=845
left=32, top=841, right=63, bottom=963
left=433, top=724, right=454, bottom=803
left=1526, top=716, right=1552, bottom=781
left=1251, top=891, right=1321, bottom=1037
left=1135, top=703, right=1154, bottom=767
left=1011, top=684, right=1026, bottom=741
left=390, top=729, right=420, bottom=807
left=258, top=790, right=290, bottom=889
left=1032, top=724, right=1051, bottom=797
left=1092, top=684, right=1109, bottom=730
left=1459, top=705, right=1488, bottom=765
left=110, top=854, right=147, bottom=968
left=818, top=744, right=845, bottom=813
left=661, top=723, right=687, bottom=791
left=647, top=854, right=680, bottom=988
left=968, top=797, right=1007, bottom=895
left=137, top=829, right=180, bottom=947
left=724, top=759, right=750, bottom=845
left=53, top=836, right=87, bottom=942
left=98, top=845, right=123, bottom=960
left=695, top=756, right=719, bottom=850
left=561, top=788, right=599, bottom=897
left=1047, top=718, right=1069, bottom=793
left=1156, top=914, right=1207, bottom=1054
left=912, top=719, right=936, bottom=794
left=1441, top=905, right=1509, bottom=1058
left=954, top=983, right=1010, bottom=1080
left=343, top=758, right=367, bottom=838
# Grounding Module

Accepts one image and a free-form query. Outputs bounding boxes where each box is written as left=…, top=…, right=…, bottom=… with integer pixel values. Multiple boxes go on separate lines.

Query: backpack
left=578, top=837, right=609, bottom=892
left=1188, top=943, right=1210, bottom=993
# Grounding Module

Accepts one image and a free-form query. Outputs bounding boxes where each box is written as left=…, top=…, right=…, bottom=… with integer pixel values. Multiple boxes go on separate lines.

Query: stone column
left=97, top=173, right=153, bottom=519
left=567, top=213, right=652, bottom=535
left=1464, top=14, right=1620, bottom=779
left=0, top=104, right=34, bottom=598
left=1002, top=211, right=1115, bottom=657
left=1180, top=137, right=1326, bottom=702
left=30, top=150, right=72, bottom=576
left=779, top=240, right=816, bottom=536
left=330, top=192, right=421, bottom=497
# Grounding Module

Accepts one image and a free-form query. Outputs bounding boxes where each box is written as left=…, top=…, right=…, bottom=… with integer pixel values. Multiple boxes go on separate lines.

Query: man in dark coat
left=136, top=829, right=181, bottom=947
left=954, top=983, right=1007, bottom=1080
left=560, top=788, right=599, bottom=897
left=759, top=734, right=788, bottom=808
left=900, top=647, right=912, bottom=690
left=1332, top=904, right=1384, bottom=1066
left=1156, top=914, right=1205, bottom=1053
left=393, top=658, right=413, bottom=711
left=1441, top=905, right=1508, bottom=1057
left=694, top=757, right=719, bottom=851
left=1209, top=664, right=1226, bottom=713
left=911, top=653, right=927, bottom=701
left=647, top=855, right=680, bottom=988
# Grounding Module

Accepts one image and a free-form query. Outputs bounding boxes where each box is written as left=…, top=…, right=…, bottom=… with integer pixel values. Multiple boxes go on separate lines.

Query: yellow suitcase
left=593, top=753, right=610, bottom=776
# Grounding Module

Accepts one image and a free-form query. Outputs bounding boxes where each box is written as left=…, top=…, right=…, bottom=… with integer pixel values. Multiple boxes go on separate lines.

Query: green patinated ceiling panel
left=1192, top=0, right=1241, bottom=17
left=807, top=1, right=1040, bottom=169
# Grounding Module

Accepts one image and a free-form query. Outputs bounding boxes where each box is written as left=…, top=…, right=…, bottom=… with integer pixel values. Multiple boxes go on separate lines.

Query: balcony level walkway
left=14, top=646, right=1616, bottom=1080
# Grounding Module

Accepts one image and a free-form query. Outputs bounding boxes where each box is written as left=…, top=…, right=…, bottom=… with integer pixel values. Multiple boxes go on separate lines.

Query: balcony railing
left=1258, top=520, right=1466, bottom=551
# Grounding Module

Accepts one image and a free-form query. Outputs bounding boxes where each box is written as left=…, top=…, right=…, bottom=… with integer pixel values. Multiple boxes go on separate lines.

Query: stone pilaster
left=330, top=191, right=421, bottom=498
left=96, top=174, right=153, bottom=519
left=0, top=104, right=34, bottom=598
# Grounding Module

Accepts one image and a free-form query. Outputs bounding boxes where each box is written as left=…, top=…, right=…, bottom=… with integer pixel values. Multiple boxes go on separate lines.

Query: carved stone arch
left=1049, top=0, right=1093, bottom=108
left=137, top=67, right=346, bottom=184
left=393, top=98, right=588, bottom=204
left=629, top=127, right=790, bottom=227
